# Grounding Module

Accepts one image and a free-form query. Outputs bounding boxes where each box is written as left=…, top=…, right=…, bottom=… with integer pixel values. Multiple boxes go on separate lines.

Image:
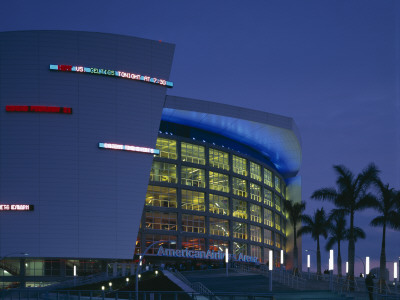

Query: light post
left=225, top=248, right=229, bottom=277
left=305, top=249, right=316, bottom=278
left=329, top=249, right=334, bottom=290
left=355, top=255, right=366, bottom=278
left=366, top=257, right=370, bottom=275
left=346, top=261, right=348, bottom=275
left=394, top=262, right=397, bottom=289
left=307, top=254, right=311, bottom=279
left=269, top=250, right=273, bottom=292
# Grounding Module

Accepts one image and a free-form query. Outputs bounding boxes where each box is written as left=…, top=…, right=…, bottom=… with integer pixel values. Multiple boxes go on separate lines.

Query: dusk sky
left=1, top=0, right=399, bottom=277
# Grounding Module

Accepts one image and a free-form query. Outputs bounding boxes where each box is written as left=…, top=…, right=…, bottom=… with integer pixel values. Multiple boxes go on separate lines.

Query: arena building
left=0, top=31, right=301, bottom=288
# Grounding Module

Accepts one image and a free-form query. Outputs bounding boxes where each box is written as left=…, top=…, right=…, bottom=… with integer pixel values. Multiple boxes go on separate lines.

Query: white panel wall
left=0, top=31, right=175, bottom=259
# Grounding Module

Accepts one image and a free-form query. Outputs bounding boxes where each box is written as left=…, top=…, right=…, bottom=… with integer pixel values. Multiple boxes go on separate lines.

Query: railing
left=0, top=290, right=274, bottom=300
left=172, top=270, right=214, bottom=296
left=0, top=262, right=19, bottom=276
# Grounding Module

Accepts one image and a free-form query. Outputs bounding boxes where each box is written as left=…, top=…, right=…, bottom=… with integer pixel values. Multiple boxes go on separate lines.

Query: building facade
left=0, top=31, right=301, bottom=288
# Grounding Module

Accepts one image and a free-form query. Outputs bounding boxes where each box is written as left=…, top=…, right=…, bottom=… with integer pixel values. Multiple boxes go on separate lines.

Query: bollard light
left=155, top=270, right=158, bottom=275
left=109, top=282, right=112, bottom=287
left=366, top=257, right=370, bottom=275
left=394, top=262, right=398, bottom=280
left=126, top=277, right=130, bottom=284
left=101, top=286, right=105, bottom=291
left=307, top=254, right=310, bottom=269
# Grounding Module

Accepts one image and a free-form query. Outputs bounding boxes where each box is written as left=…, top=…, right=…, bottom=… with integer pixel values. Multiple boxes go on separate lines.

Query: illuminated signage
left=0, top=204, right=34, bottom=211
left=98, top=143, right=160, bottom=155
left=6, top=106, right=72, bottom=114
left=50, top=64, right=173, bottom=88
left=157, top=246, right=259, bottom=263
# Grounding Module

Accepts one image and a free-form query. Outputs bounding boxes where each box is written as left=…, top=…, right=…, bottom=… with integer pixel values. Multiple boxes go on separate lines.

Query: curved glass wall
left=138, top=134, right=288, bottom=264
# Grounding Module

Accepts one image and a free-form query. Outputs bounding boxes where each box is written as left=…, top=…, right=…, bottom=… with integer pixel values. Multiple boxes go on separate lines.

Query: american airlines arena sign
left=157, top=246, right=259, bottom=263
left=50, top=64, right=173, bottom=88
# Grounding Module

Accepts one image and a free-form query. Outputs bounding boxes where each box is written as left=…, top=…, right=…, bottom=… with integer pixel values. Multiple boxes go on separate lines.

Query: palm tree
left=298, top=207, right=329, bottom=276
left=311, top=164, right=379, bottom=288
left=325, top=211, right=347, bottom=277
left=369, top=180, right=400, bottom=291
left=283, top=199, right=306, bottom=274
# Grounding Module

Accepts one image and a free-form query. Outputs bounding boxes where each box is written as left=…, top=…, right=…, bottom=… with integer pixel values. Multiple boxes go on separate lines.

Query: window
left=209, top=218, right=229, bottom=237
left=209, top=171, right=229, bottom=193
left=145, top=211, right=177, bottom=231
left=181, top=167, right=206, bottom=188
left=275, top=176, right=281, bottom=193
left=250, top=162, right=261, bottom=181
left=181, top=237, right=205, bottom=251
left=275, top=233, right=281, bottom=248
left=264, top=189, right=273, bottom=207
left=233, top=242, right=247, bottom=255
left=275, top=195, right=281, bottom=212
left=250, top=204, right=262, bottom=223
left=232, top=199, right=247, bottom=219
left=232, top=177, right=247, bottom=197
left=233, top=155, right=247, bottom=176
left=275, top=214, right=281, bottom=231
left=233, top=222, right=247, bottom=239
left=250, top=245, right=261, bottom=262
left=145, top=234, right=176, bottom=255
left=264, top=229, right=273, bottom=246
left=209, top=194, right=229, bottom=216
left=209, top=239, right=229, bottom=252
left=250, top=225, right=262, bottom=243
left=182, top=214, right=205, bottom=233
left=181, top=190, right=205, bottom=211
left=150, top=162, right=177, bottom=183
left=145, top=186, right=177, bottom=208
left=264, top=209, right=273, bottom=227
left=181, top=142, right=205, bottom=165
left=264, top=169, right=273, bottom=187
left=250, top=183, right=261, bottom=202
left=156, top=138, right=177, bottom=159
left=209, top=148, right=229, bottom=171
left=135, top=233, right=141, bottom=254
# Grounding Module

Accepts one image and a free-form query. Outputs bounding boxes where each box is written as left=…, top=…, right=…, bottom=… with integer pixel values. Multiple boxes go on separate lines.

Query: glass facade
left=137, top=135, right=287, bottom=265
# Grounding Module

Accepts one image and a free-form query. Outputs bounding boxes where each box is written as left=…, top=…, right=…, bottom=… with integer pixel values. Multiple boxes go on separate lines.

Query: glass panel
left=275, top=176, right=281, bottom=193
left=250, top=225, right=262, bottom=242
left=250, top=183, right=261, bottom=202
left=232, top=155, right=247, bottom=176
left=275, top=233, right=281, bottom=248
left=233, top=222, right=247, bottom=239
left=209, top=239, right=229, bottom=252
left=264, top=169, right=273, bottom=187
left=209, top=148, right=229, bottom=171
left=145, top=211, right=177, bottom=231
left=144, top=234, right=176, bottom=255
left=209, top=171, right=229, bottom=193
left=209, top=194, right=229, bottom=216
left=232, top=177, right=247, bottom=197
left=145, top=185, right=177, bottom=208
left=250, top=204, right=262, bottom=223
left=232, top=199, right=247, bottom=219
left=275, top=214, right=281, bottom=231
left=181, top=190, right=205, bottom=211
left=264, top=189, right=273, bottom=207
left=182, top=214, right=205, bottom=233
left=209, top=217, right=229, bottom=237
left=150, top=162, right=177, bottom=183
left=263, top=229, right=273, bottom=246
left=233, top=242, right=247, bottom=255
left=250, top=245, right=262, bottom=262
left=181, top=166, right=206, bottom=188
left=264, top=208, right=273, bottom=227
left=181, top=142, right=205, bottom=165
left=156, top=138, right=177, bottom=159
left=250, top=162, right=261, bottom=181
left=275, top=195, right=281, bottom=212
left=181, top=237, right=205, bottom=251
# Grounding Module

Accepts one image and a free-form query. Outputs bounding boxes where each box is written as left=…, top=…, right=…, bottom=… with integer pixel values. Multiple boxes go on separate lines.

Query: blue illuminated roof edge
left=162, top=96, right=302, bottom=178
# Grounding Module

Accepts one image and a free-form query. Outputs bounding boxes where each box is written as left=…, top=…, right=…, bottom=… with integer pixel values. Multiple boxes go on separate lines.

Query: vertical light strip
left=394, top=262, right=398, bottom=279
left=307, top=254, right=310, bottom=268
left=269, top=250, right=273, bottom=271
left=280, top=250, right=284, bottom=265
left=366, top=256, right=370, bottom=275
left=346, top=261, right=348, bottom=274
left=225, top=248, right=228, bottom=263
left=329, top=249, right=334, bottom=271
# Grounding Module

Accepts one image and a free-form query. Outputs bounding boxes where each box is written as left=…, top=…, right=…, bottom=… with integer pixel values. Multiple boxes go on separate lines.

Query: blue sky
left=1, top=0, right=399, bottom=277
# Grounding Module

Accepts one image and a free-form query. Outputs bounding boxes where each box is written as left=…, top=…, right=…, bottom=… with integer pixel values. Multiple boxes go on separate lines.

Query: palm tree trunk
left=293, top=224, right=298, bottom=274
left=317, top=236, right=322, bottom=276
left=379, top=223, right=386, bottom=292
left=337, top=240, right=342, bottom=277
left=348, top=211, right=355, bottom=290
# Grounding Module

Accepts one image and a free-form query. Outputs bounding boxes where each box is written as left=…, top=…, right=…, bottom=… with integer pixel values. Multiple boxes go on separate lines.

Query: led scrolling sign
left=99, top=143, right=160, bottom=155
left=6, top=105, right=72, bottom=114
left=0, top=204, right=34, bottom=211
left=50, top=65, right=173, bottom=88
